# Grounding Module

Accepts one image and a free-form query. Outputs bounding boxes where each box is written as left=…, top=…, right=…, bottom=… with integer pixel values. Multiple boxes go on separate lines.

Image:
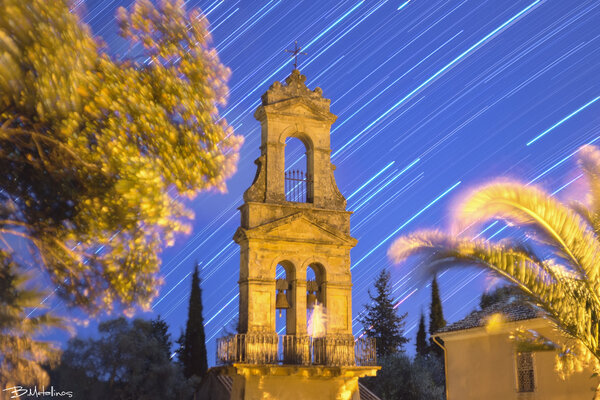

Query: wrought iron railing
left=312, top=336, right=354, bottom=366
left=281, top=335, right=311, bottom=365
left=355, top=337, right=377, bottom=366
left=216, top=334, right=377, bottom=367
left=285, top=170, right=313, bottom=203
left=216, top=333, right=278, bottom=365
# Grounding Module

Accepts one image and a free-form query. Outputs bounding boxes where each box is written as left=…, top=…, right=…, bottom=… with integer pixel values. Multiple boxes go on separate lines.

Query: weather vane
left=285, top=41, right=307, bottom=70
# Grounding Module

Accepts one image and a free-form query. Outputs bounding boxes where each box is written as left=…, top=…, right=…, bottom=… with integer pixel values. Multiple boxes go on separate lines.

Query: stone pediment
left=254, top=69, right=337, bottom=123
left=234, top=213, right=356, bottom=247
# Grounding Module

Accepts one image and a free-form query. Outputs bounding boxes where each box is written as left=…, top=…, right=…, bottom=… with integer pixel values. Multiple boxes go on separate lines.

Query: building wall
left=441, top=320, right=595, bottom=400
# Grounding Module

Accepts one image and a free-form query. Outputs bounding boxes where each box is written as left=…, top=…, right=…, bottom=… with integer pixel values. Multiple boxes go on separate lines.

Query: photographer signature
left=2, top=386, right=73, bottom=398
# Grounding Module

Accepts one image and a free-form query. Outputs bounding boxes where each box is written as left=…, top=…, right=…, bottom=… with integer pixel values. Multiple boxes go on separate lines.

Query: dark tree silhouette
left=416, top=311, right=428, bottom=357
left=151, top=315, right=172, bottom=359
left=361, top=353, right=444, bottom=400
left=50, top=317, right=190, bottom=400
left=360, top=268, right=408, bottom=358
left=429, top=275, right=446, bottom=357
left=179, top=262, right=208, bottom=382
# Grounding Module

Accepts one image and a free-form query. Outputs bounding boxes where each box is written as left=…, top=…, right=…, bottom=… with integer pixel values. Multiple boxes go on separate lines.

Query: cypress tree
left=415, top=311, right=428, bottom=357
left=429, top=275, right=446, bottom=357
left=360, top=269, right=408, bottom=358
left=180, top=262, right=208, bottom=381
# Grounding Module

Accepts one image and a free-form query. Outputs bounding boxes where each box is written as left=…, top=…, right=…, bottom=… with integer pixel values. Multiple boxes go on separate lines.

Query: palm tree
left=388, top=145, right=600, bottom=384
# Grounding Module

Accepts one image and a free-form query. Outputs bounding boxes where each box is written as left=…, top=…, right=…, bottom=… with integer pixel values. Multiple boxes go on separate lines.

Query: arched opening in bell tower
left=275, top=261, right=294, bottom=334
left=306, top=263, right=326, bottom=337
left=284, top=136, right=313, bottom=203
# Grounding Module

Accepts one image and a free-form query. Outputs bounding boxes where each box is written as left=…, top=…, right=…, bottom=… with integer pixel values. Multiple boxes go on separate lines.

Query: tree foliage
left=415, top=312, right=428, bottom=358
left=0, top=0, right=242, bottom=314
left=361, top=353, right=444, bottom=400
left=51, top=317, right=191, bottom=400
left=0, top=251, right=62, bottom=388
left=361, top=269, right=408, bottom=358
left=178, top=262, right=208, bottom=381
left=388, top=144, right=600, bottom=392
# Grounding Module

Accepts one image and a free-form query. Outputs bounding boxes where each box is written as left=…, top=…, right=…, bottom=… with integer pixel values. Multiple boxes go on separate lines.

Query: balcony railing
left=216, top=334, right=376, bottom=367
left=285, top=170, right=313, bottom=203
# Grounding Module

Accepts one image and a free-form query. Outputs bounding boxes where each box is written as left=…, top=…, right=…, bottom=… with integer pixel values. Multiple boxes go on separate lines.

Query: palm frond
left=388, top=145, right=600, bottom=374
left=455, top=181, right=600, bottom=289
left=388, top=230, right=600, bottom=356
left=570, top=200, right=594, bottom=227
left=577, top=145, right=600, bottom=214
left=389, top=230, right=552, bottom=297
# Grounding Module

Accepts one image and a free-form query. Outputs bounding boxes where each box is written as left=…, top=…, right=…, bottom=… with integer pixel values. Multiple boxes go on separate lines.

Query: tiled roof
left=436, top=301, right=542, bottom=334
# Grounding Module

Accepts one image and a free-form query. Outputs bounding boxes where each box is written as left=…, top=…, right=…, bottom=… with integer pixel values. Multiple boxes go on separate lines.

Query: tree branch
left=0, top=127, right=98, bottom=170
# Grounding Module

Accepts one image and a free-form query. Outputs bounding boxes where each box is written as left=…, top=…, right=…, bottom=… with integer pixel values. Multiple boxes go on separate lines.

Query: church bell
left=276, top=290, right=290, bottom=317
left=276, top=279, right=291, bottom=317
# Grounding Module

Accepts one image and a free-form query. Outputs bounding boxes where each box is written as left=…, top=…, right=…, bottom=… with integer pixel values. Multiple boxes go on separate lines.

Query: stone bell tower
left=216, top=69, right=378, bottom=400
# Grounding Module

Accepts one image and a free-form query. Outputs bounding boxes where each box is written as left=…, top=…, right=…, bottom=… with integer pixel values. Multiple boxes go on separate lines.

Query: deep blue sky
left=69, top=0, right=600, bottom=362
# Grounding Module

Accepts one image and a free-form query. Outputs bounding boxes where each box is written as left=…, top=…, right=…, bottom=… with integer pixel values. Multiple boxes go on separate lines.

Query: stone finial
left=260, top=69, right=330, bottom=110
left=285, top=69, right=307, bottom=86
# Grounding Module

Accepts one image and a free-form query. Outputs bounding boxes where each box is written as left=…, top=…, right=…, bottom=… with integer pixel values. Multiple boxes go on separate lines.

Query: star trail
left=56, top=0, right=600, bottom=362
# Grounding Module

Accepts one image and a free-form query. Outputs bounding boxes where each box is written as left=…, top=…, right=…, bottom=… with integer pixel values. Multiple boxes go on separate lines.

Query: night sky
left=67, top=0, right=600, bottom=363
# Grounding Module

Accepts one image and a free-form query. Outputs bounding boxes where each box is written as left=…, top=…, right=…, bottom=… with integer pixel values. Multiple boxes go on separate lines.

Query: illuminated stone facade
left=235, top=69, right=355, bottom=340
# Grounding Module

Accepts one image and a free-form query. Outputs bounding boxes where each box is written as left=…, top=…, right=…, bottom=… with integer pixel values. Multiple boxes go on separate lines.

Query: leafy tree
left=51, top=317, right=191, bottom=400
left=0, top=251, right=62, bottom=388
left=413, top=354, right=446, bottom=394
left=415, top=311, right=428, bottom=357
left=179, top=263, right=208, bottom=382
left=0, top=0, right=242, bottom=315
left=361, top=269, right=409, bottom=358
left=361, top=353, right=444, bottom=400
left=429, top=275, right=446, bottom=357
left=388, top=144, right=600, bottom=393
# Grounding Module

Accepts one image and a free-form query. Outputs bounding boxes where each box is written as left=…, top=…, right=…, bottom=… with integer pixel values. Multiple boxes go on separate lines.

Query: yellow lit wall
left=438, top=318, right=595, bottom=400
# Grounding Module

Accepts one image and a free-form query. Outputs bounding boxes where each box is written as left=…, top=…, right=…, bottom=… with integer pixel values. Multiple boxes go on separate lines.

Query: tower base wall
left=216, top=365, right=379, bottom=400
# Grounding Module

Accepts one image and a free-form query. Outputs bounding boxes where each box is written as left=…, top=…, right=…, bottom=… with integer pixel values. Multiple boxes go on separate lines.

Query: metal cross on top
left=285, top=41, right=308, bottom=70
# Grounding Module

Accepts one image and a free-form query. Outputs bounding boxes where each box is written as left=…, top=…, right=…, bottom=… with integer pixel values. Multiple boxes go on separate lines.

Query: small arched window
left=285, top=137, right=313, bottom=203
